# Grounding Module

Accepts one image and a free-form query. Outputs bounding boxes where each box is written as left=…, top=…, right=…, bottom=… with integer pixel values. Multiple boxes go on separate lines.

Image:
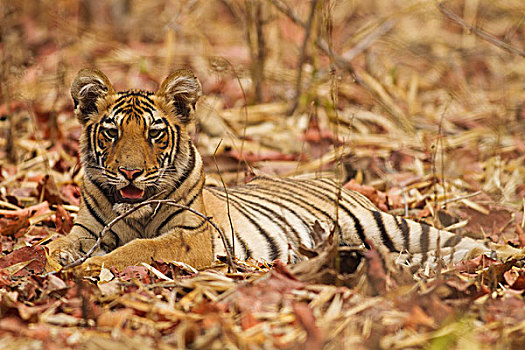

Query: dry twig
left=268, top=0, right=415, bottom=133
left=437, top=1, right=525, bottom=57
left=288, top=0, right=319, bottom=115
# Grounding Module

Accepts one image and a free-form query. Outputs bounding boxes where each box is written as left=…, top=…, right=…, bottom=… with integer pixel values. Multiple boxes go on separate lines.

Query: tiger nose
left=118, top=167, right=144, bottom=181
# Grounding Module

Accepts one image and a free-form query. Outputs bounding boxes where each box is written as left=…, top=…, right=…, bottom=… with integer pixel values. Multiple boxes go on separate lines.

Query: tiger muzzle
left=117, top=167, right=145, bottom=202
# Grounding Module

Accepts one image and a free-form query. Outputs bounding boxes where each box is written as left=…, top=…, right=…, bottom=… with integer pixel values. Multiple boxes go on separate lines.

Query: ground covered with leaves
left=0, top=0, right=524, bottom=349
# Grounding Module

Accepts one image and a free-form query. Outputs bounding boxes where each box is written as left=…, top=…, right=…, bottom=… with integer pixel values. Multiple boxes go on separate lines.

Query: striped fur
left=47, top=68, right=493, bottom=273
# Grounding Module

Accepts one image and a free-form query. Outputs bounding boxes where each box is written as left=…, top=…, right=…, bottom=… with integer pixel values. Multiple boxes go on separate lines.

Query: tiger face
left=71, top=69, right=201, bottom=216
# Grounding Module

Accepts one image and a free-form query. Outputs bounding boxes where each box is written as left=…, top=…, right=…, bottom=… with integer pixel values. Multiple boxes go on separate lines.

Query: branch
left=267, top=0, right=414, bottom=134
left=289, top=0, right=319, bottom=115
left=437, top=1, right=525, bottom=58
left=62, top=199, right=235, bottom=272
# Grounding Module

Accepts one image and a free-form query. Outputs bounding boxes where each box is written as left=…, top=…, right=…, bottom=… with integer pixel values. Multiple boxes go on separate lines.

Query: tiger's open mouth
left=117, top=184, right=145, bottom=203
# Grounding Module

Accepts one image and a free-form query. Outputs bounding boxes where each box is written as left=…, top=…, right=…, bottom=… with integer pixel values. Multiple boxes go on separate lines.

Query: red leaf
left=0, top=213, right=29, bottom=237
left=293, top=303, right=324, bottom=350
left=60, top=184, right=81, bottom=206
left=344, top=179, right=389, bottom=211
left=0, top=245, right=48, bottom=276
left=118, top=266, right=150, bottom=283
left=0, top=202, right=52, bottom=237
left=504, top=268, right=525, bottom=290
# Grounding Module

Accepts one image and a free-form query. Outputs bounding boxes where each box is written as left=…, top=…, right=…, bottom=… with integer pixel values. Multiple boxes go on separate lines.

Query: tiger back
left=47, top=68, right=495, bottom=274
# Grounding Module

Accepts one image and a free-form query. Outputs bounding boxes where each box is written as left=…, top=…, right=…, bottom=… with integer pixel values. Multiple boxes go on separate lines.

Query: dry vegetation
left=0, top=0, right=525, bottom=349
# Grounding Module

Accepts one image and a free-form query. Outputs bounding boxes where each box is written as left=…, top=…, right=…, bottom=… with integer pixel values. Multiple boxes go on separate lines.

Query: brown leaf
left=60, top=184, right=81, bottom=206
left=403, top=305, right=435, bottom=330
left=36, top=175, right=62, bottom=205
left=97, top=309, right=134, bottom=328
left=363, top=241, right=394, bottom=294
left=118, top=266, right=150, bottom=283
left=55, top=205, right=73, bottom=234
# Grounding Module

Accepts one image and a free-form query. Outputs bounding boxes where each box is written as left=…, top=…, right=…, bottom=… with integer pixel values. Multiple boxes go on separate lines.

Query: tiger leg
left=79, top=228, right=214, bottom=276
left=47, top=226, right=102, bottom=267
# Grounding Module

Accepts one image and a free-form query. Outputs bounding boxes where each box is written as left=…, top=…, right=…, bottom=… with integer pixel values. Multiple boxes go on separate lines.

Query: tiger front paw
left=46, top=237, right=82, bottom=267
left=75, top=255, right=106, bottom=277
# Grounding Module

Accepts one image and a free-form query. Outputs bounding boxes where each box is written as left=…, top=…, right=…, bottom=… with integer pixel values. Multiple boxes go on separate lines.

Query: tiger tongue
left=120, top=185, right=144, bottom=199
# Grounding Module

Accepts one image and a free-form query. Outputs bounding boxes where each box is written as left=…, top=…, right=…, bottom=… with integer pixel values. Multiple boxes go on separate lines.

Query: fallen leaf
left=293, top=302, right=324, bottom=350
left=55, top=205, right=73, bottom=234
left=97, top=309, right=133, bottom=328
left=0, top=245, right=48, bottom=276
left=503, top=268, right=525, bottom=290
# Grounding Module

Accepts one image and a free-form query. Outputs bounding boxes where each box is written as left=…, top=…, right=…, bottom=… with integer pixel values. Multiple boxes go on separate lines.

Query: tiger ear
left=156, top=69, right=202, bottom=124
left=71, top=68, right=114, bottom=124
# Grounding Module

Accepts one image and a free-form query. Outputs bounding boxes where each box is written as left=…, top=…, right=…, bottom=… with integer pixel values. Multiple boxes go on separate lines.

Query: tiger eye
left=104, top=128, right=118, bottom=139
left=149, top=129, right=164, bottom=139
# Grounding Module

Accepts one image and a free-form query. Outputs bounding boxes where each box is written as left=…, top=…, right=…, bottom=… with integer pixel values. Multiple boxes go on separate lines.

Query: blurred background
left=0, top=0, right=524, bottom=235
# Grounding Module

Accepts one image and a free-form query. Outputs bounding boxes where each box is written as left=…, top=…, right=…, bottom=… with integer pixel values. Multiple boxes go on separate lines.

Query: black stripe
left=172, top=219, right=207, bottom=231
left=226, top=183, right=341, bottom=235
left=316, top=178, right=376, bottom=210
left=165, top=142, right=196, bottom=199
left=217, top=194, right=280, bottom=261
left=172, top=125, right=181, bottom=164
left=216, top=223, right=236, bottom=259
left=237, top=181, right=345, bottom=243
left=156, top=185, right=201, bottom=234
left=444, top=234, right=462, bottom=247
left=256, top=178, right=366, bottom=247
left=345, top=208, right=370, bottom=249
left=393, top=216, right=410, bottom=251
left=420, top=224, right=430, bottom=264
left=111, top=98, right=128, bottom=113
left=73, top=222, right=97, bottom=239
left=213, top=190, right=297, bottom=254
left=185, top=188, right=252, bottom=259
left=227, top=188, right=314, bottom=238
left=372, top=211, right=397, bottom=252
left=81, top=189, right=121, bottom=248
left=141, top=99, right=156, bottom=112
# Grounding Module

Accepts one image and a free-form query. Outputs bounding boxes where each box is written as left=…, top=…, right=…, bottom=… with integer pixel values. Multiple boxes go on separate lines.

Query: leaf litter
left=0, top=0, right=525, bottom=348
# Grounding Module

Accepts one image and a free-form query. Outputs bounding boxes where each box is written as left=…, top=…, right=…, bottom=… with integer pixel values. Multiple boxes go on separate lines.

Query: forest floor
left=0, top=0, right=524, bottom=349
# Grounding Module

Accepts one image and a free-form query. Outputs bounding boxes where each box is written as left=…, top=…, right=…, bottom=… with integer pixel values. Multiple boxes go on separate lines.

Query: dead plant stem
left=437, top=1, right=525, bottom=57
left=213, top=139, right=237, bottom=265
left=288, top=0, right=319, bottom=115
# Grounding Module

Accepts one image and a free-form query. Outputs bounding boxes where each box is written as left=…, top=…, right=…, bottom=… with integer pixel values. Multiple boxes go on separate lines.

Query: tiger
left=46, top=68, right=499, bottom=275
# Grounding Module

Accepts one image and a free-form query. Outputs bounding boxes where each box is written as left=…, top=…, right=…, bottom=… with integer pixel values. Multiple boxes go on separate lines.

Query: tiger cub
left=47, top=68, right=493, bottom=274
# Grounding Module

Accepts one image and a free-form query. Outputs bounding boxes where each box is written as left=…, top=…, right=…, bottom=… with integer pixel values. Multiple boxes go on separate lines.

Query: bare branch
left=437, top=1, right=525, bottom=58
left=268, top=0, right=414, bottom=134
left=288, top=0, right=319, bottom=115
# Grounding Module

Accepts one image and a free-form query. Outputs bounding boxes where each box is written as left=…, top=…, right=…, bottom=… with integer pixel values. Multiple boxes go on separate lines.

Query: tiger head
left=71, top=68, right=202, bottom=216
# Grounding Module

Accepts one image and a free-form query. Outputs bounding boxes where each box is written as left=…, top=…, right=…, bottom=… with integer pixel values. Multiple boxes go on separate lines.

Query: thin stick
left=213, top=139, right=237, bottom=264
left=342, top=20, right=394, bottom=61
left=62, top=199, right=235, bottom=271
left=440, top=190, right=482, bottom=206
left=288, top=0, right=319, bottom=115
left=267, top=0, right=414, bottom=134
left=437, top=1, right=525, bottom=58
